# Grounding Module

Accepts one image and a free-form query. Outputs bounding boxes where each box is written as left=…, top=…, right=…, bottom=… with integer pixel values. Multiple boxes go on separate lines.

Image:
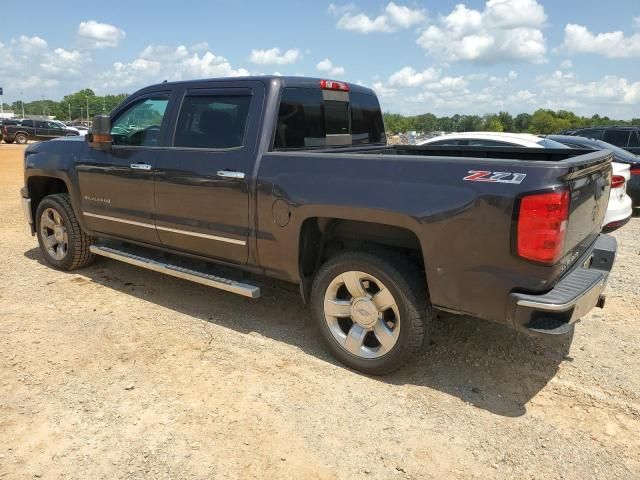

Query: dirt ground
left=1, top=144, right=639, bottom=479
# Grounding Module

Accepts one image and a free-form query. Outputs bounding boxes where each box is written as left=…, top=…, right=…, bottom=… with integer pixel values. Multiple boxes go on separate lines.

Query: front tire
left=35, top=193, right=95, bottom=270
left=311, top=251, right=432, bottom=375
left=15, top=133, right=28, bottom=144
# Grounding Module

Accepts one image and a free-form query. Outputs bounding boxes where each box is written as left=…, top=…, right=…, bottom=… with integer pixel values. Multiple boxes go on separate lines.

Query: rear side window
left=603, top=129, right=631, bottom=147
left=629, top=130, right=640, bottom=148
left=578, top=129, right=604, bottom=140
left=351, top=92, right=385, bottom=145
left=274, top=87, right=385, bottom=149
left=428, top=139, right=462, bottom=146
left=21, top=120, right=34, bottom=127
left=174, top=94, right=251, bottom=149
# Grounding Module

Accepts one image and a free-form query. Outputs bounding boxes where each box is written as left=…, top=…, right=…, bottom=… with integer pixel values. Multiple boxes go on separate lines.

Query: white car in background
left=418, top=132, right=633, bottom=232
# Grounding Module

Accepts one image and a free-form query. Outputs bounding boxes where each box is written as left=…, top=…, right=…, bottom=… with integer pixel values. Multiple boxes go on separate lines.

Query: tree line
left=383, top=110, right=640, bottom=135
left=1, top=89, right=128, bottom=122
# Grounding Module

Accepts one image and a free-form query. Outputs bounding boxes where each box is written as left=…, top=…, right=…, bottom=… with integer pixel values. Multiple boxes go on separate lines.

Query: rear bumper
left=508, top=234, right=616, bottom=335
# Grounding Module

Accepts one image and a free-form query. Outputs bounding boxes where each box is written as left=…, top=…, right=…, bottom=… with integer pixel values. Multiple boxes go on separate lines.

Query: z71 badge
left=463, top=170, right=526, bottom=184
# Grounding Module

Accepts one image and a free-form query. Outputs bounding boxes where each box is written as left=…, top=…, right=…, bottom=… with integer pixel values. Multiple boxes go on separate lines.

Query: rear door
left=77, top=91, right=174, bottom=244
left=153, top=82, right=264, bottom=264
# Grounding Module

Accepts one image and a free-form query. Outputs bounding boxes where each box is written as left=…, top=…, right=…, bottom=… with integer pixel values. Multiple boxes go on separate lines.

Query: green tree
left=483, top=115, right=504, bottom=132
left=530, top=109, right=558, bottom=134
left=514, top=113, right=532, bottom=132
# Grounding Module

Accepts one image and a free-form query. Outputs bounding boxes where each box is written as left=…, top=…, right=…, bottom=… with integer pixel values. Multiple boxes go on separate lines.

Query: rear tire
left=15, top=133, right=28, bottom=144
left=35, top=193, right=95, bottom=271
left=311, top=251, right=432, bottom=375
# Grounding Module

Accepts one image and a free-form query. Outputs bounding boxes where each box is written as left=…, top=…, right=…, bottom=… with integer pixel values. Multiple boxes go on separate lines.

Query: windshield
left=536, top=138, right=569, bottom=149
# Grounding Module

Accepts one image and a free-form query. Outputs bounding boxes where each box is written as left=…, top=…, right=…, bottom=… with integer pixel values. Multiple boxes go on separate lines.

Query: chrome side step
left=89, top=245, right=260, bottom=298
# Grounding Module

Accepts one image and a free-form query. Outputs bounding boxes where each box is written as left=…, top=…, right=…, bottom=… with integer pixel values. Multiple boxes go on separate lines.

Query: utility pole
left=68, top=103, right=71, bottom=122
left=20, top=91, right=25, bottom=118
left=0, top=87, right=4, bottom=115
left=86, top=96, right=90, bottom=124
left=41, top=95, right=45, bottom=117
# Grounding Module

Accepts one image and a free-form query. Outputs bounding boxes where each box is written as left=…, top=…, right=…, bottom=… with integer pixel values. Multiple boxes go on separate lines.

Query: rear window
left=603, top=129, right=631, bottom=147
left=273, top=87, right=385, bottom=149
left=629, top=130, right=640, bottom=148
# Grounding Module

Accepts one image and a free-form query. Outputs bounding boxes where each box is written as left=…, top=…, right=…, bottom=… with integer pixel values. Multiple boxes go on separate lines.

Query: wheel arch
left=298, top=217, right=428, bottom=303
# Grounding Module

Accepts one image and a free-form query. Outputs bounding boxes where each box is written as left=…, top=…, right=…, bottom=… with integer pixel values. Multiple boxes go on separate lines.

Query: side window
left=629, top=130, right=640, bottom=148
left=351, top=92, right=386, bottom=145
left=21, top=120, right=34, bottom=128
left=111, top=97, right=168, bottom=147
left=467, top=139, right=510, bottom=147
left=578, top=129, right=604, bottom=140
left=174, top=94, right=251, bottom=149
left=603, top=129, right=631, bottom=147
left=274, top=88, right=325, bottom=149
left=429, top=139, right=461, bottom=146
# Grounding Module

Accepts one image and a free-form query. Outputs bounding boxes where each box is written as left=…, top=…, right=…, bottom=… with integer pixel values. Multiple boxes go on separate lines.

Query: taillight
left=320, top=79, right=349, bottom=92
left=611, top=175, right=625, bottom=189
left=630, top=166, right=640, bottom=176
left=517, top=190, right=570, bottom=264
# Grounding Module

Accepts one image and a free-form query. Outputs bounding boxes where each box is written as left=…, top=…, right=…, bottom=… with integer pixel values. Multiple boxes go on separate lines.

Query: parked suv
left=2, top=119, right=79, bottom=144
left=559, top=126, right=640, bottom=155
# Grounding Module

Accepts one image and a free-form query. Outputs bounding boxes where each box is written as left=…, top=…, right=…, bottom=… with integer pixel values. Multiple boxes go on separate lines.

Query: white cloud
left=11, top=35, right=48, bottom=55
left=97, top=45, right=249, bottom=90
left=388, top=66, right=440, bottom=87
left=77, top=20, right=125, bottom=48
left=560, top=23, right=640, bottom=58
left=508, top=70, right=518, bottom=80
left=560, top=59, right=573, bottom=69
left=417, top=0, right=547, bottom=64
left=536, top=70, right=640, bottom=107
left=316, top=58, right=345, bottom=76
left=40, top=48, right=89, bottom=76
left=634, top=16, right=640, bottom=30
left=249, top=47, right=302, bottom=65
left=329, top=2, right=426, bottom=34
left=371, top=81, right=398, bottom=99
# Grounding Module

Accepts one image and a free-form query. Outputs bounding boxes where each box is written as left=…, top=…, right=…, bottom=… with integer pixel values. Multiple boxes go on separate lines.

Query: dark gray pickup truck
left=21, top=76, right=617, bottom=374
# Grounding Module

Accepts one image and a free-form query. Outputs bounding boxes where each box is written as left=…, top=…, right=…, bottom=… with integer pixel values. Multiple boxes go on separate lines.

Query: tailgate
left=561, top=150, right=613, bottom=266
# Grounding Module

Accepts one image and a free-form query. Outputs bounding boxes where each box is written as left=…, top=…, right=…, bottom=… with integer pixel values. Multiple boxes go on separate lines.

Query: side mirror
left=87, top=115, right=112, bottom=152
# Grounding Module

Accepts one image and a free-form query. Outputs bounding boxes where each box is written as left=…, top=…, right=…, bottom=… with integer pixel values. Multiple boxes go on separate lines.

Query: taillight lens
left=517, top=190, right=570, bottom=264
left=320, top=79, right=349, bottom=92
left=630, top=166, right=640, bottom=176
left=611, top=175, right=625, bottom=189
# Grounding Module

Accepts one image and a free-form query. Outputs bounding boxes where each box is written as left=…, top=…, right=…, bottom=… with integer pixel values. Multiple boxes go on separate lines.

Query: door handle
left=130, top=163, right=152, bottom=171
left=217, top=170, right=245, bottom=179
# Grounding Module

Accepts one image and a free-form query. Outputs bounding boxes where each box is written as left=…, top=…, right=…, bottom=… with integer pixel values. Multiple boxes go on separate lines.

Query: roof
left=138, top=75, right=375, bottom=96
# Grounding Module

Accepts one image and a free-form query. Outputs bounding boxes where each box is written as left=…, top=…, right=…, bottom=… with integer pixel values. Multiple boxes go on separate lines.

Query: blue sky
left=1, top=0, right=639, bottom=117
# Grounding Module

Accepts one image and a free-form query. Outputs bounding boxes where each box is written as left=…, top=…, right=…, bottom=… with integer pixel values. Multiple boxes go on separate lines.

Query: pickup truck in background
left=20, top=76, right=617, bottom=374
left=3, top=119, right=79, bottom=144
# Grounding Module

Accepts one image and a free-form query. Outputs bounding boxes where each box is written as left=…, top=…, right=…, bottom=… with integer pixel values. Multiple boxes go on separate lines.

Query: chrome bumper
left=509, top=234, right=616, bottom=335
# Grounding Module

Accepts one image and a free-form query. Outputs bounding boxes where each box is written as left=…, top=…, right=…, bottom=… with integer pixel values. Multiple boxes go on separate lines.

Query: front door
left=154, top=84, right=263, bottom=264
left=77, top=92, right=172, bottom=244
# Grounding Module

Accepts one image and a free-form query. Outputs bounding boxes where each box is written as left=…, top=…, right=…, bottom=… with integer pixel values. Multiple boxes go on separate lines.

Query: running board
left=89, top=244, right=260, bottom=298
